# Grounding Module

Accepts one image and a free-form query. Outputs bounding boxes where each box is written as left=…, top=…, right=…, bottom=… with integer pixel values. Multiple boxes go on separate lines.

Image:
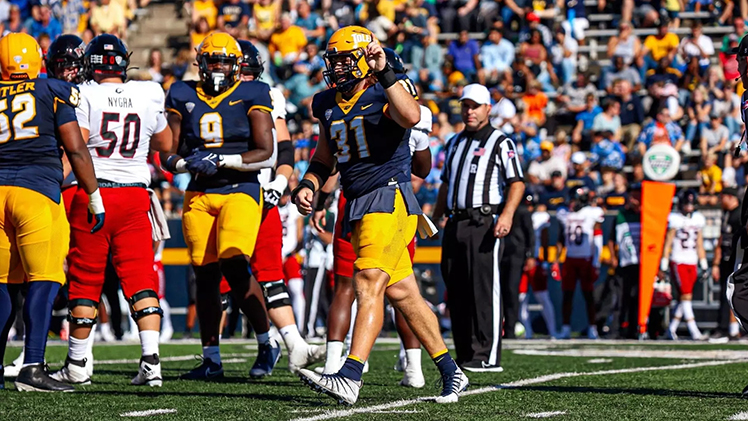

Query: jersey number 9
left=200, top=112, right=223, bottom=148
left=0, top=93, right=38, bottom=143
left=331, top=117, right=368, bottom=164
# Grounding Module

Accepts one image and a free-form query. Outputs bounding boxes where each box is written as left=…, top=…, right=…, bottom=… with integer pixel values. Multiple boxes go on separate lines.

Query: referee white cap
left=460, top=84, right=491, bottom=105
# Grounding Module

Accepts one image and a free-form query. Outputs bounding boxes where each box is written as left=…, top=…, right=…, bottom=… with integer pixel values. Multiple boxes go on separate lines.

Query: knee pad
left=261, top=280, right=291, bottom=310
left=67, top=298, right=99, bottom=327
left=127, top=289, right=163, bottom=321
left=221, top=293, right=230, bottom=311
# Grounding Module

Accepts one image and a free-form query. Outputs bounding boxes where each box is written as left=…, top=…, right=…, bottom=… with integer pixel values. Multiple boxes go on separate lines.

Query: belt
left=448, top=204, right=501, bottom=220
left=97, top=179, right=147, bottom=189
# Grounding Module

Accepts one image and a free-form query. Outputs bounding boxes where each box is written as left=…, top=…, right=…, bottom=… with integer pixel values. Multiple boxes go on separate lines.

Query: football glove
left=184, top=150, right=221, bottom=176
left=263, top=175, right=288, bottom=209
left=87, top=189, right=106, bottom=234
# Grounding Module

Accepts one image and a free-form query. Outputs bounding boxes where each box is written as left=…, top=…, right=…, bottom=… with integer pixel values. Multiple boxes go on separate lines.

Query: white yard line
left=83, top=353, right=254, bottom=366
left=729, top=412, right=748, bottom=420
left=525, top=411, right=567, bottom=418
left=290, top=359, right=746, bottom=421
left=514, top=349, right=748, bottom=360
left=119, top=409, right=177, bottom=417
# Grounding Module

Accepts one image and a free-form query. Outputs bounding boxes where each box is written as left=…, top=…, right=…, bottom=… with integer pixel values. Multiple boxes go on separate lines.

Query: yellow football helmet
left=0, top=33, right=43, bottom=80
left=323, top=26, right=374, bottom=93
left=196, top=32, right=242, bottom=95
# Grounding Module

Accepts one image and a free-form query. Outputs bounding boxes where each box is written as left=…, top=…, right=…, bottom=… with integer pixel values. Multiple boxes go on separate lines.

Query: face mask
left=210, top=71, right=225, bottom=93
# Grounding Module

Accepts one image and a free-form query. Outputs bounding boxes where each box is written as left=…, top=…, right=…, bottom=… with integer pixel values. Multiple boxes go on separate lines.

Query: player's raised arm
left=366, top=41, right=420, bottom=128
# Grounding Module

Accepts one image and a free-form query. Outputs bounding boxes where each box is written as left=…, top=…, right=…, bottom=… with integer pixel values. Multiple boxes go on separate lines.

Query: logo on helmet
left=352, top=33, right=372, bottom=45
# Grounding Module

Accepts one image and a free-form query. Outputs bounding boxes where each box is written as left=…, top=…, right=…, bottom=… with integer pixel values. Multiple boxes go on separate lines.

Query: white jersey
left=279, top=201, right=301, bottom=257
left=557, top=206, right=605, bottom=259
left=532, top=211, right=551, bottom=258
left=668, top=211, right=706, bottom=265
left=76, top=81, right=167, bottom=185
left=409, top=105, right=432, bottom=153
left=259, top=87, right=286, bottom=185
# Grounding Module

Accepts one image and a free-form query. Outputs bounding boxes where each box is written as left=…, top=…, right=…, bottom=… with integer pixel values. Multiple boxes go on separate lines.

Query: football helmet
left=383, top=47, right=405, bottom=74
left=570, top=187, right=590, bottom=212
left=46, top=34, right=86, bottom=84
left=84, top=34, right=129, bottom=80
left=323, top=26, right=374, bottom=93
left=0, top=33, right=43, bottom=80
left=238, top=39, right=263, bottom=79
left=677, top=189, right=698, bottom=215
left=197, top=32, right=242, bottom=95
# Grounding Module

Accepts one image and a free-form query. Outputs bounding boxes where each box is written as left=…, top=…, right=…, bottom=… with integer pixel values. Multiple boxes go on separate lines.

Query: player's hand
left=494, top=213, right=513, bottom=238
left=293, top=186, right=314, bottom=215
left=87, top=189, right=106, bottom=234
left=263, top=176, right=288, bottom=209
left=184, top=150, right=220, bottom=176
left=366, top=40, right=387, bottom=73
left=311, top=209, right=326, bottom=233
left=712, top=265, right=720, bottom=283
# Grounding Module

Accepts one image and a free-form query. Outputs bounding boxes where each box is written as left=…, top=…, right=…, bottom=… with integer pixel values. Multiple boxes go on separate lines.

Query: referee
left=433, top=84, right=525, bottom=372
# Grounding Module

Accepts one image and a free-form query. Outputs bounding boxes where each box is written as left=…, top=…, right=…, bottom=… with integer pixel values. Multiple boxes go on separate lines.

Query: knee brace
left=261, top=280, right=292, bottom=310
left=127, top=289, right=163, bottom=321
left=67, top=298, right=99, bottom=327
left=221, top=293, right=230, bottom=311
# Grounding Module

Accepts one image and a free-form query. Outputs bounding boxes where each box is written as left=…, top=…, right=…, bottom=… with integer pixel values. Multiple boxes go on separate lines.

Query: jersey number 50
left=331, top=117, right=368, bottom=163
left=96, top=112, right=142, bottom=158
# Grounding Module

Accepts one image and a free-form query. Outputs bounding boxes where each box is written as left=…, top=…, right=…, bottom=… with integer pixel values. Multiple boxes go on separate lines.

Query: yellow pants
left=182, top=191, right=262, bottom=266
left=0, top=186, right=69, bottom=284
left=351, top=189, right=418, bottom=286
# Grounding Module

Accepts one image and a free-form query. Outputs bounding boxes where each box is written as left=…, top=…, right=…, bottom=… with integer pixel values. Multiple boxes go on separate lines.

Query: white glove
left=263, top=175, right=288, bottom=209
left=660, top=258, right=669, bottom=272
left=87, top=189, right=106, bottom=234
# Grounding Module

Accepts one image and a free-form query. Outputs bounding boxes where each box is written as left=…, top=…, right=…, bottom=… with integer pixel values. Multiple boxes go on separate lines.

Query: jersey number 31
left=331, top=117, right=368, bottom=163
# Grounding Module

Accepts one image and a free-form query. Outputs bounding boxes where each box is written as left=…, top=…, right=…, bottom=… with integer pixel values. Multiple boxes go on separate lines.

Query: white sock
left=669, top=302, right=682, bottom=333
left=686, top=320, right=702, bottom=338
left=287, top=278, right=305, bottom=330
left=346, top=300, right=357, bottom=350
left=160, top=299, right=172, bottom=332
left=99, top=322, right=112, bottom=335
left=730, top=321, right=740, bottom=337
left=519, top=293, right=532, bottom=338
left=203, top=345, right=221, bottom=365
left=279, top=324, right=303, bottom=352
left=256, top=331, right=270, bottom=345
left=536, top=290, right=557, bottom=337
left=325, top=341, right=344, bottom=371
left=139, top=330, right=160, bottom=356
left=12, top=350, right=23, bottom=366
left=404, top=348, right=422, bottom=373
left=69, top=335, right=89, bottom=361
left=680, top=301, right=701, bottom=338
left=681, top=301, right=695, bottom=320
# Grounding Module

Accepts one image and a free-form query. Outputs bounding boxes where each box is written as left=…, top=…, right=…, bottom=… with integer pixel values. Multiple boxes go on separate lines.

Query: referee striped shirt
left=441, top=124, right=523, bottom=211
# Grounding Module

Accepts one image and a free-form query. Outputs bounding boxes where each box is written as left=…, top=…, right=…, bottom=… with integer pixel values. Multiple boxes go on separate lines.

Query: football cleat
left=249, top=341, right=282, bottom=379
left=400, top=367, right=425, bottom=388
left=461, top=360, right=504, bottom=373
left=288, top=343, right=326, bottom=374
left=298, top=368, right=361, bottom=406
left=85, top=351, right=94, bottom=377
left=435, top=368, right=469, bottom=404
left=15, top=364, right=75, bottom=392
left=4, top=351, right=24, bottom=377
left=558, top=325, right=572, bottom=340
left=179, top=356, right=224, bottom=381
left=666, top=328, right=678, bottom=341
left=50, top=357, right=91, bottom=385
left=395, top=355, right=406, bottom=372
left=131, top=354, right=162, bottom=387
left=588, top=325, right=599, bottom=340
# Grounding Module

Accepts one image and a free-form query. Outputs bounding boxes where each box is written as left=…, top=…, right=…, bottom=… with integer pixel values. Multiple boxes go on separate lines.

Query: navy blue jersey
left=165, top=80, right=273, bottom=197
left=312, top=77, right=418, bottom=200
left=0, top=78, right=79, bottom=203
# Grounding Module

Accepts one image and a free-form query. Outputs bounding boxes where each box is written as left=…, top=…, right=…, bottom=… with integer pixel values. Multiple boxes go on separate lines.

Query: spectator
left=550, top=26, right=578, bottom=85
left=253, top=0, right=279, bottom=41
left=722, top=16, right=748, bottom=52
left=603, top=55, right=641, bottom=93
left=90, top=0, right=127, bottom=38
left=592, top=97, right=622, bottom=142
left=489, top=86, right=516, bottom=133
left=147, top=48, right=164, bottom=84
left=480, top=25, right=514, bottom=87
left=646, top=57, right=681, bottom=89
left=566, top=151, right=598, bottom=192
left=191, top=17, right=212, bottom=49
left=555, top=72, right=597, bottom=126
left=611, top=79, right=645, bottom=150
left=560, top=0, right=589, bottom=44
left=699, top=153, right=722, bottom=205
left=26, top=4, right=61, bottom=39
left=602, top=173, right=629, bottom=211
left=637, top=106, right=685, bottom=155
left=572, top=93, right=601, bottom=148
left=685, top=86, right=712, bottom=145
left=284, top=66, right=326, bottom=118
left=700, top=111, right=729, bottom=158
left=519, top=12, right=552, bottom=48
left=553, top=129, right=572, bottom=163
left=2, top=4, right=23, bottom=35
left=519, top=28, right=556, bottom=91
left=521, top=80, right=548, bottom=126
left=607, top=21, right=641, bottom=69
left=677, top=22, right=714, bottom=73
left=440, top=78, right=467, bottom=126
left=527, top=141, right=567, bottom=186
left=590, top=130, right=626, bottom=171
left=293, top=42, right=324, bottom=75
left=642, top=19, right=679, bottom=70
left=720, top=34, right=740, bottom=82
left=60, top=0, right=86, bottom=35
left=447, top=30, right=482, bottom=83
left=0, top=0, right=11, bottom=24
left=539, top=170, right=569, bottom=210
left=438, top=0, right=477, bottom=34
left=191, top=0, right=218, bottom=29
left=295, top=1, right=324, bottom=47
left=217, top=0, right=250, bottom=38
left=269, top=13, right=307, bottom=66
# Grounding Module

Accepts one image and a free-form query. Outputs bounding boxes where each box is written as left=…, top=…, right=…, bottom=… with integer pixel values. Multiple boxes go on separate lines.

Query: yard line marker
left=290, top=359, right=747, bottom=421
left=586, top=359, right=613, bottom=364
left=525, top=411, right=567, bottom=418
left=120, top=409, right=177, bottom=417
left=729, top=412, right=748, bottom=420
left=514, top=348, right=748, bottom=360
left=80, top=353, right=254, bottom=366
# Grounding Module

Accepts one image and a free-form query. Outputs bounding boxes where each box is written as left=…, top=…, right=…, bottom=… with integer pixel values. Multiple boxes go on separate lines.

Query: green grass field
left=4, top=339, right=748, bottom=420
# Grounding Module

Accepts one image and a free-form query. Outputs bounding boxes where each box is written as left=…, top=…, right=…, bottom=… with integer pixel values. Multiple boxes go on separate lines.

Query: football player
left=661, top=189, right=707, bottom=340
left=52, top=34, right=172, bottom=387
left=162, top=32, right=281, bottom=380
left=0, top=33, right=104, bottom=392
left=555, top=187, right=604, bottom=340
left=293, top=27, right=467, bottom=405
left=311, top=48, right=432, bottom=389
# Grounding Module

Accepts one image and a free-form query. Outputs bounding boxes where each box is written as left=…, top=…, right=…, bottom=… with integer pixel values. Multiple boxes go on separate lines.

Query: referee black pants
left=442, top=212, right=504, bottom=367
left=717, top=258, right=734, bottom=334
left=499, top=254, right=524, bottom=339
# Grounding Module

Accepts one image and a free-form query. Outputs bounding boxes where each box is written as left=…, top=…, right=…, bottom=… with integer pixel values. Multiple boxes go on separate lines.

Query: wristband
left=291, top=179, right=315, bottom=204
left=315, top=190, right=331, bottom=211
left=660, top=258, right=669, bottom=272
left=165, top=155, right=188, bottom=173
left=375, top=64, right=397, bottom=89
left=88, top=188, right=105, bottom=214
left=219, top=154, right=243, bottom=169
left=699, top=258, right=708, bottom=271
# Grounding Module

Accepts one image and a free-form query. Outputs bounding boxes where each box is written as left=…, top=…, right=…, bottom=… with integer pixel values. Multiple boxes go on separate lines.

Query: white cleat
left=394, top=356, right=406, bottom=372
left=288, top=344, right=326, bottom=373
left=435, top=368, right=469, bottom=404
left=131, top=355, right=162, bottom=387
left=160, top=326, right=173, bottom=343
left=85, top=352, right=94, bottom=378
left=399, top=367, right=425, bottom=388
left=3, top=351, right=24, bottom=377
left=298, top=368, right=361, bottom=406
left=666, top=329, right=678, bottom=341
left=50, top=357, right=91, bottom=385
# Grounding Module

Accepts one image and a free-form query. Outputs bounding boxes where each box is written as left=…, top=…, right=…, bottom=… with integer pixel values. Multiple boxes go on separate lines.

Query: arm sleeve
left=498, top=137, right=524, bottom=183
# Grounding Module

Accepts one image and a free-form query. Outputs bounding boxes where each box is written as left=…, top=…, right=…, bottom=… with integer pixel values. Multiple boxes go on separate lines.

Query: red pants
left=68, top=187, right=154, bottom=301
left=154, top=261, right=165, bottom=299
left=561, top=257, right=595, bottom=292
left=520, top=264, right=548, bottom=294
left=671, top=263, right=698, bottom=295
left=62, top=186, right=76, bottom=217
left=284, top=255, right=303, bottom=281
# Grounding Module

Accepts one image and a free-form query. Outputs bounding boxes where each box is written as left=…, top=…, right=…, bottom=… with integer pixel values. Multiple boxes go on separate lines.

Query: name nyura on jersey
left=312, top=76, right=418, bottom=200
left=668, top=211, right=706, bottom=265
left=77, top=80, right=168, bottom=186
left=165, top=80, right=273, bottom=197
left=0, top=78, right=79, bottom=203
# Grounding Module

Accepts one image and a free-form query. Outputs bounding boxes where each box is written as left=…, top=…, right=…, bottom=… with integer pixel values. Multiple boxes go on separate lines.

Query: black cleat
left=15, top=364, right=75, bottom=392
left=179, top=356, right=224, bottom=381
